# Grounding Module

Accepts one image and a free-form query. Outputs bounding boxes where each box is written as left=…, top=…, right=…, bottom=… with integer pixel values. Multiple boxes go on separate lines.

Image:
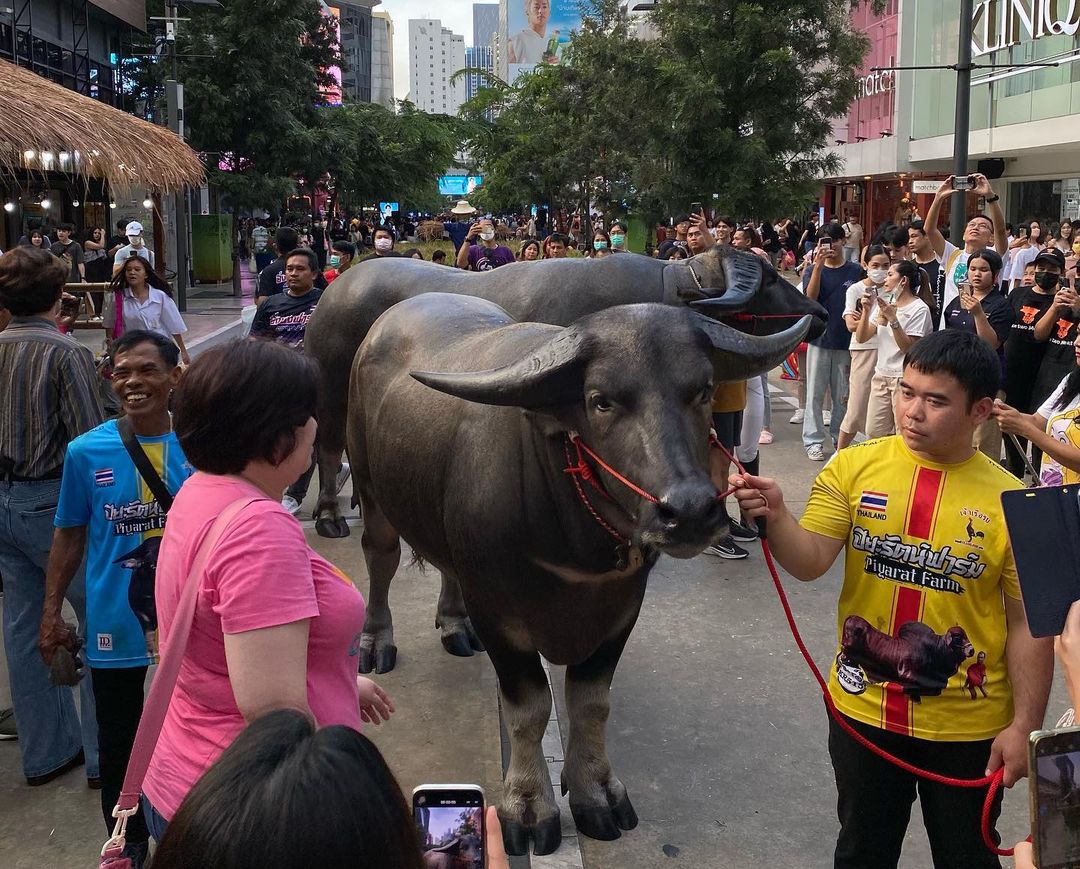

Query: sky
left=380, top=1, right=476, bottom=99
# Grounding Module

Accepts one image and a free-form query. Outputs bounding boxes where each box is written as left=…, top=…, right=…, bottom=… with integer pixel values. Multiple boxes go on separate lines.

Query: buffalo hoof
left=500, top=815, right=562, bottom=857
left=571, top=792, right=638, bottom=842
left=437, top=617, right=486, bottom=658
left=314, top=515, right=351, bottom=539
left=357, top=638, right=397, bottom=675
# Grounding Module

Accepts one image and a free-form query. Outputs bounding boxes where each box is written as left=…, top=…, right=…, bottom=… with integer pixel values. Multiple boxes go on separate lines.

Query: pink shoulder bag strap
left=100, top=496, right=263, bottom=865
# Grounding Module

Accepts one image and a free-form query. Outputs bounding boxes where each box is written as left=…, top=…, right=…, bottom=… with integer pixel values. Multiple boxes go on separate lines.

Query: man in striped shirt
left=0, top=247, right=104, bottom=785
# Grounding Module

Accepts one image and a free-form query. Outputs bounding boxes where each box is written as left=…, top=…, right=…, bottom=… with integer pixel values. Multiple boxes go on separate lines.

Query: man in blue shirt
left=802, top=224, right=863, bottom=461
left=39, top=330, right=191, bottom=868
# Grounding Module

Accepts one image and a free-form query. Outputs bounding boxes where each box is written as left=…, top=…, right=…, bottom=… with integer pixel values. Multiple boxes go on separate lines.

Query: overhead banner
left=506, top=0, right=582, bottom=80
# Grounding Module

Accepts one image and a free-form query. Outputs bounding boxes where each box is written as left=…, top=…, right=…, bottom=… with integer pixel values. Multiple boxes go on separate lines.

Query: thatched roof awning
left=0, top=59, right=205, bottom=193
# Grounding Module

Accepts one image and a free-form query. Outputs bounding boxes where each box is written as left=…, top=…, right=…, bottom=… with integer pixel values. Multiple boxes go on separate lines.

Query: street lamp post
left=950, top=0, right=974, bottom=248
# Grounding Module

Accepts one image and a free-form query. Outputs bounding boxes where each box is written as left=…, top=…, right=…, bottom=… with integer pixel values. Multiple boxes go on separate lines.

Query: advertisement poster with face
left=507, top=0, right=582, bottom=81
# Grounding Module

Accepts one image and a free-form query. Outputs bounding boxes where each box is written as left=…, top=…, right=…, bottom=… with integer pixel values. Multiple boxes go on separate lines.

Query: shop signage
left=911, top=180, right=942, bottom=194
left=971, top=0, right=1080, bottom=57
left=856, top=68, right=894, bottom=100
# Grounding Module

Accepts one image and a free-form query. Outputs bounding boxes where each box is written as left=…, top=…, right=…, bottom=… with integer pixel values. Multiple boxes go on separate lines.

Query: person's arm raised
left=924, top=178, right=952, bottom=259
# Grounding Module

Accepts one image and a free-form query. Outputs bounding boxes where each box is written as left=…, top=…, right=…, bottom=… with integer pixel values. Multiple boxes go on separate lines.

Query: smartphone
left=818, top=237, right=832, bottom=247
left=1030, top=726, right=1080, bottom=869
left=690, top=201, right=703, bottom=216
left=958, top=280, right=972, bottom=297
left=952, top=174, right=975, bottom=191
left=60, top=294, right=81, bottom=316
left=413, top=784, right=485, bottom=866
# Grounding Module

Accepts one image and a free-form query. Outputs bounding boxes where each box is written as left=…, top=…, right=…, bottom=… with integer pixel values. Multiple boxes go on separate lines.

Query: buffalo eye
left=697, top=385, right=713, bottom=405
left=589, top=394, right=614, bottom=413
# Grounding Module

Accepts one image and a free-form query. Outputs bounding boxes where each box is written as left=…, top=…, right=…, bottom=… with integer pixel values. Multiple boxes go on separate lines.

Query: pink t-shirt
left=142, top=473, right=365, bottom=819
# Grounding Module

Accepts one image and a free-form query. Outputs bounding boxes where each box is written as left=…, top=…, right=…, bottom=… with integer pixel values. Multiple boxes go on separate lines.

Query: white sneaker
left=335, top=461, right=351, bottom=495
left=806, top=444, right=826, bottom=462
left=790, top=408, right=805, bottom=424
left=823, top=410, right=832, bottom=426
left=281, top=494, right=301, bottom=515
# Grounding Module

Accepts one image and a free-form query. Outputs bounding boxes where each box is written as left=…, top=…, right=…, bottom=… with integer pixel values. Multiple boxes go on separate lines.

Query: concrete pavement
left=0, top=376, right=1066, bottom=868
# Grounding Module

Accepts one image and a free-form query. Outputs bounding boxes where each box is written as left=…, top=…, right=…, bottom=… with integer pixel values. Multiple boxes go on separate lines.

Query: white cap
left=125, top=221, right=143, bottom=235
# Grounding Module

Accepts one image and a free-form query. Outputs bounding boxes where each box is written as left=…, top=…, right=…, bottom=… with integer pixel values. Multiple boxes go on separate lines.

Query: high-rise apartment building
left=464, top=45, right=494, bottom=103
left=408, top=19, right=466, bottom=116
left=329, top=0, right=379, bottom=103
left=371, top=9, right=394, bottom=107
left=473, top=3, right=499, bottom=51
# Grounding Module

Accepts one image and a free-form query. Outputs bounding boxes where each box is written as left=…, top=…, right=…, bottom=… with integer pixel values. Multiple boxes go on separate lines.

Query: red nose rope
left=562, top=431, right=1016, bottom=858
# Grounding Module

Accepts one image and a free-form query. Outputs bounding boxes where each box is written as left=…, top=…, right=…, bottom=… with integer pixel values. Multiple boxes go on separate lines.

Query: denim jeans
left=802, top=344, right=850, bottom=448
left=0, top=479, right=98, bottom=780
left=144, top=799, right=169, bottom=841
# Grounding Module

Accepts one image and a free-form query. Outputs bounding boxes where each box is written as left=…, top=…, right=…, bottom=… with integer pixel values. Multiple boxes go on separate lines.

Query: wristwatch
left=985, top=194, right=999, bottom=203
left=889, top=320, right=902, bottom=329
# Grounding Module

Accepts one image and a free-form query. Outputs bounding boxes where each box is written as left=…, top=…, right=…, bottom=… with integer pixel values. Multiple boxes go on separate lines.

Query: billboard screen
left=438, top=176, right=483, bottom=197
left=506, top=0, right=581, bottom=80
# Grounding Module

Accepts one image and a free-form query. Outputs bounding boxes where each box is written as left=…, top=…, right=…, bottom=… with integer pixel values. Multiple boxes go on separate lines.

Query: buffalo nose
left=655, top=481, right=724, bottom=531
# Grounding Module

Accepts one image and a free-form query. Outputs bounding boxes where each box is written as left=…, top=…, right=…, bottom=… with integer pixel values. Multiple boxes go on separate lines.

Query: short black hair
left=431, top=249, right=447, bottom=262
left=113, top=329, right=180, bottom=368
left=174, top=339, right=319, bottom=474
left=968, top=212, right=995, bottom=230
left=58, top=222, right=75, bottom=233
left=888, top=226, right=909, bottom=248
left=402, top=247, right=423, bottom=259
left=968, top=247, right=1003, bottom=277
left=285, top=247, right=319, bottom=274
left=609, top=221, right=627, bottom=233
left=903, top=330, right=1000, bottom=406
left=820, top=223, right=846, bottom=242
left=274, top=227, right=299, bottom=253
left=716, top=215, right=736, bottom=229
left=0, top=247, right=67, bottom=315
left=151, top=710, right=424, bottom=869
left=908, top=220, right=927, bottom=237
left=373, top=227, right=394, bottom=240
left=331, top=241, right=356, bottom=257
left=549, top=233, right=569, bottom=246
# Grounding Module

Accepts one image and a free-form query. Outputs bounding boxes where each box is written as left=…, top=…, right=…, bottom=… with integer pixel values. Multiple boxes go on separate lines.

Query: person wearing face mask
left=589, top=231, right=611, bottom=258
left=1031, top=250, right=1080, bottom=435
left=1006, top=220, right=1043, bottom=291
left=608, top=221, right=628, bottom=252
left=856, top=259, right=933, bottom=438
left=944, top=249, right=1014, bottom=458
left=457, top=218, right=515, bottom=271
left=360, top=228, right=402, bottom=263
left=837, top=246, right=888, bottom=450
left=322, top=241, right=356, bottom=284
left=112, top=222, right=155, bottom=277
left=1002, top=249, right=1063, bottom=477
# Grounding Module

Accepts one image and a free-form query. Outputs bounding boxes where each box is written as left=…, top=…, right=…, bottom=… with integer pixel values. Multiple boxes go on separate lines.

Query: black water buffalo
left=307, top=247, right=825, bottom=659
left=348, top=293, right=810, bottom=855
left=307, top=246, right=826, bottom=539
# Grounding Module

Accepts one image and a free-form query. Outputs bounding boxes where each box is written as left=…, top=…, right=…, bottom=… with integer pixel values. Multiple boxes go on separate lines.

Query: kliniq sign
left=971, top=0, right=1080, bottom=56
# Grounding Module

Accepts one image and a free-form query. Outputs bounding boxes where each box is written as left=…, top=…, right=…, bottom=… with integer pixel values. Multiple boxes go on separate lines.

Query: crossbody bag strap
left=117, top=416, right=173, bottom=513
left=101, top=496, right=263, bottom=859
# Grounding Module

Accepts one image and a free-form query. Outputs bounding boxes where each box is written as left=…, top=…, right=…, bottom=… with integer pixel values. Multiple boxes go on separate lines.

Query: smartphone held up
left=952, top=174, right=975, bottom=191
left=413, top=784, right=485, bottom=868
left=1030, top=726, right=1080, bottom=869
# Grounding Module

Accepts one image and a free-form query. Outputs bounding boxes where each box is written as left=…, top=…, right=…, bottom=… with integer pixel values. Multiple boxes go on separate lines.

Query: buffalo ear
left=694, top=313, right=811, bottom=383
left=411, top=328, right=587, bottom=409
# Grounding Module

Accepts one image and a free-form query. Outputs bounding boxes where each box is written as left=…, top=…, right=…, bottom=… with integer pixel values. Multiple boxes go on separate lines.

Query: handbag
left=99, top=496, right=262, bottom=867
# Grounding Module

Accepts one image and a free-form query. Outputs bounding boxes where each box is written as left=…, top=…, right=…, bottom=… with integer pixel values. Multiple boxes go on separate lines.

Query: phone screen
left=1031, top=727, right=1080, bottom=869
left=413, top=786, right=484, bottom=867
left=690, top=202, right=703, bottom=216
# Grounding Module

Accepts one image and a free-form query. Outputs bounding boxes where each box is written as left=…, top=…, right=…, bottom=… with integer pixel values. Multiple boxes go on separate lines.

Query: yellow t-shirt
left=800, top=435, right=1023, bottom=741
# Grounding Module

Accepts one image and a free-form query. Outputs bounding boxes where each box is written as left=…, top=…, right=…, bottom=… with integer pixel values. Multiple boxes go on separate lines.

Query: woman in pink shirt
left=142, top=339, right=393, bottom=837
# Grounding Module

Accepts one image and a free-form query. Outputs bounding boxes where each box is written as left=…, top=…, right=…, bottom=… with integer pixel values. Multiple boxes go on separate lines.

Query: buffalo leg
left=313, top=435, right=350, bottom=539
left=356, top=494, right=401, bottom=674
left=562, top=623, right=639, bottom=842
left=489, top=643, right=561, bottom=856
left=435, top=571, right=485, bottom=658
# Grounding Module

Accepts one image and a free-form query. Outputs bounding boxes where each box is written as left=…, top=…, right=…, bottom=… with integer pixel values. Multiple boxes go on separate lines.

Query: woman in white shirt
left=103, top=254, right=190, bottom=364
left=855, top=259, right=933, bottom=438
left=1006, top=221, right=1043, bottom=290
left=837, top=245, right=889, bottom=449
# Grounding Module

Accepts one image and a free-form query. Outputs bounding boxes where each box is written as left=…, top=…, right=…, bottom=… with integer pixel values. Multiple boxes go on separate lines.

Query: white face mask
left=374, top=238, right=392, bottom=252
left=127, top=235, right=142, bottom=247
left=480, top=230, right=496, bottom=241
left=867, top=268, right=888, bottom=285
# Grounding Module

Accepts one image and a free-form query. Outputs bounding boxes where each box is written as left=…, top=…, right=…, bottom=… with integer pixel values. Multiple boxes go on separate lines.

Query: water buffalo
left=347, top=293, right=810, bottom=855
left=307, top=246, right=826, bottom=540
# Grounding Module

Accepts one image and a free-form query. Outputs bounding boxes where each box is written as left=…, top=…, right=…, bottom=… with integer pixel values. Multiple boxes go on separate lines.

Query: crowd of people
left=3, top=173, right=1080, bottom=869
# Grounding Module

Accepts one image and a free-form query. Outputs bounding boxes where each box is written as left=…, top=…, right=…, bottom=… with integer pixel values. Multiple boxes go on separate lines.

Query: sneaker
left=727, top=516, right=759, bottom=542
left=0, top=707, right=16, bottom=740
left=705, top=537, right=749, bottom=560
left=758, top=429, right=774, bottom=445
left=26, top=748, right=84, bottom=786
left=789, top=409, right=805, bottom=424
left=806, top=444, right=826, bottom=462
left=281, top=494, right=301, bottom=515
left=335, top=461, right=351, bottom=495
left=823, top=410, right=832, bottom=426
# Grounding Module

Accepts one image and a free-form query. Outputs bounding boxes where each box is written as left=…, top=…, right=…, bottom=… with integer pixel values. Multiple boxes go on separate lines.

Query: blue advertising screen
left=437, top=176, right=483, bottom=197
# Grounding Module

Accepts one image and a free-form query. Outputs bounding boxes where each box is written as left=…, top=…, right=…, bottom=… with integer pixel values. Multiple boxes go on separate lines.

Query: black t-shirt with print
left=1003, top=286, right=1056, bottom=409
left=1033, top=309, right=1079, bottom=410
left=249, top=288, right=323, bottom=352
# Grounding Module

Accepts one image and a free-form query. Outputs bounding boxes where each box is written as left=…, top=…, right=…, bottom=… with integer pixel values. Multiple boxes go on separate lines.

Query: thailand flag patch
left=858, top=490, right=888, bottom=513
left=94, top=468, right=114, bottom=487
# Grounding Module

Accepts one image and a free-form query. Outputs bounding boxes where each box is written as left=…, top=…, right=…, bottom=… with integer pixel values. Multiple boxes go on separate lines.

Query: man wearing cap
left=444, top=201, right=477, bottom=254
left=111, top=222, right=155, bottom=277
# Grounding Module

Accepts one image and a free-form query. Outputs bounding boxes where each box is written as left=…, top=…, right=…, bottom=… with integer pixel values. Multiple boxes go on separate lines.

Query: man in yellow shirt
left=731, top=330, right=1052, bottom=868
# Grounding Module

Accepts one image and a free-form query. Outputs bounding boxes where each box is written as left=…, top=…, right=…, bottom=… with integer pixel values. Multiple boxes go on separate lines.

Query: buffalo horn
left=690, top=246, right=761, bottom=312
left=410, top=328, right=586, bottom=408
left=694, top=312, right=812, bottom=383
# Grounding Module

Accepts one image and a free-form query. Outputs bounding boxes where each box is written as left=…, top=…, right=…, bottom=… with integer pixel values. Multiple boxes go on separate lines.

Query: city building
left=328, top=0, right=379, bottom=103
left=464, top=45, right=494, bottom=102
left=473, top=3, right=498, bottom=51
left=821, top=0, right=1080, bottom=235
left=371, top=8, right=394, bottom=107
left=408, top=18, right=466, bottom=116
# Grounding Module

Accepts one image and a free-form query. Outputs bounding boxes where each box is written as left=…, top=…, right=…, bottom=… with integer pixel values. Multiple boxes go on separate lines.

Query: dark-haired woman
left=102, top=255, right=190, bottom=365
left=856, top=259, right=933, bottom=438
left=141, top=339, right=394, bottom=839
left=995, top=331, right=1080, bottom=486
left=944, top=248, right=1014, bottom=458
left=518, top=238, right=541, bottom=261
